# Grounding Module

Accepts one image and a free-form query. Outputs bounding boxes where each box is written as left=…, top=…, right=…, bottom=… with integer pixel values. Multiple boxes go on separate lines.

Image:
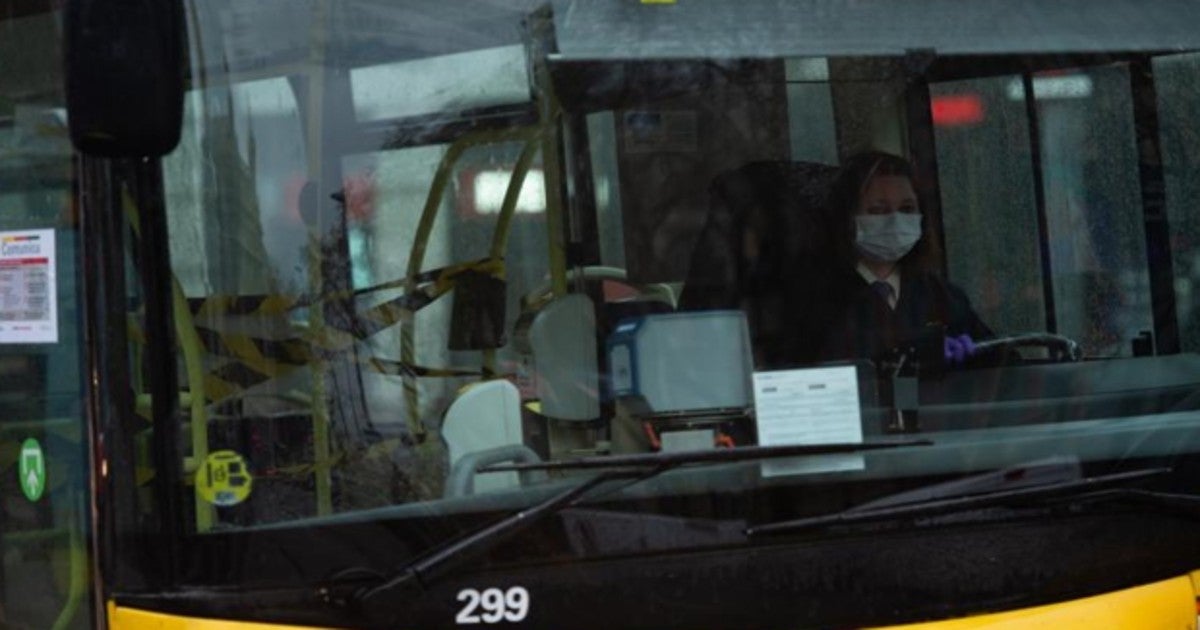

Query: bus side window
left=1034, top=65, right=1153, bottom=358
left=1154, top=52, right=1200, bottom=353
left=933, top=75, right=1047, bottom=345
left=934, top=66, right=1155, bottom=358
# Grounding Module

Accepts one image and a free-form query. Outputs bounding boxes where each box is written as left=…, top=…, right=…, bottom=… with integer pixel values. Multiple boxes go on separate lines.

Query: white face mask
left=855, top=213, right=923, bottom=262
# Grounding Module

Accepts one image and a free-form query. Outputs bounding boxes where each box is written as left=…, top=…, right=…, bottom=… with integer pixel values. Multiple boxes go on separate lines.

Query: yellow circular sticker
left=196, top=450, right=253, bottom=507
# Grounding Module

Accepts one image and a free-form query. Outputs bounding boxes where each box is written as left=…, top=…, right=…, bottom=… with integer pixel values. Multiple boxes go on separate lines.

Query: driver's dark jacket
left=819, top=267, right=995, bottom=362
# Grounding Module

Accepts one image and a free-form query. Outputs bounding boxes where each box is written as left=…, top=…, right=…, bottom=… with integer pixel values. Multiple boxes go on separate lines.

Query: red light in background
left=931, top=94, right=985, bottom=127
left=341, top=173, right=376, bottom=223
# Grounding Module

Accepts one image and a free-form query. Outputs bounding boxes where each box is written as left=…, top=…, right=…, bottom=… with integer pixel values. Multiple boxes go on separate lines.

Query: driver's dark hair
left=825, top=150, right=942, bottom=275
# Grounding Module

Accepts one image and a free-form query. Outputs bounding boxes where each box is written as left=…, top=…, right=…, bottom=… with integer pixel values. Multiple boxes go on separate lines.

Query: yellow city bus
left=6, top=0, right=1200, bottom=628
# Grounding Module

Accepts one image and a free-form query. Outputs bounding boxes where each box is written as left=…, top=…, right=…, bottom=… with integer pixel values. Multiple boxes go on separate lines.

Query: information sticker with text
left=0, top=229, right=58, bottom=344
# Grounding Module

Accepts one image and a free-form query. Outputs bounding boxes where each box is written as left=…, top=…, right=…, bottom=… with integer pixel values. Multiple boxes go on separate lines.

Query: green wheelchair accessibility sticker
left=18, top=438, right=46, bottom=502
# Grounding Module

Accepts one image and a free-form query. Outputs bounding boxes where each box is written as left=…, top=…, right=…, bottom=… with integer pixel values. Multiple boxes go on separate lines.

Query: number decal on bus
left=455, top=587, right=530, bottom=624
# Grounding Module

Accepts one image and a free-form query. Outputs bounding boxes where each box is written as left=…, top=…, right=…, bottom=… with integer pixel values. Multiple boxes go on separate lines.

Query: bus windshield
left=108, top=0, right=1200, bottom=625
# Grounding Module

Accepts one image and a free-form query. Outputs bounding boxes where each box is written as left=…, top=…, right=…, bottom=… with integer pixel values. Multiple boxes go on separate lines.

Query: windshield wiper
left=1048, top=487, right=1200, bottom=515
left=480, top=440, right=931, bottom=473
left=342, top=440, right=928, bottom=622
left=746, top=467, right=1171, bottom=538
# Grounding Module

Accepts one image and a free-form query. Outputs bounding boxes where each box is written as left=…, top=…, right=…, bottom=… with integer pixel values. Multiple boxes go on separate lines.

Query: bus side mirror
left=65, top=0, right=186, bottom=158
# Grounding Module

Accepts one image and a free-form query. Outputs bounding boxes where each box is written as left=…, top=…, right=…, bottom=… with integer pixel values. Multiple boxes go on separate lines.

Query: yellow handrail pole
left=399, top=126, right=537, bottom=439
left=305, top=0, right=333, bottom=516
left=488, top=135, right=543, bottom=260
left=481, top=134, right=543, bottom=375
left=171, top=279, right=214, bottom=530
left=50, top=494, right=86, bottom=630
left=175, top=0, right=217, bottom=530
left=540, top=112, right=567, bottom=298
left=124, top=187, right=215, bottom=530
left=527, top=13, right=569, bottom=298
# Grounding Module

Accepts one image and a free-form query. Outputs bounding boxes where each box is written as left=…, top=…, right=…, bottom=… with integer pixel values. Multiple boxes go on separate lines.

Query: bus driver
left=819, top=151, right=996, bottom=366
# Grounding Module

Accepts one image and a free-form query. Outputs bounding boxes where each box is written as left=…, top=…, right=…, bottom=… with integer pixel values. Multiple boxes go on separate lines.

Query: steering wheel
left=973, top=333, right=1083, bottom=362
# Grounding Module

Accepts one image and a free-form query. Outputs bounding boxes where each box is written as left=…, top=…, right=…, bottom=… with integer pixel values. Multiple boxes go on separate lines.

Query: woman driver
left=819, top=151, right=994, bottom=365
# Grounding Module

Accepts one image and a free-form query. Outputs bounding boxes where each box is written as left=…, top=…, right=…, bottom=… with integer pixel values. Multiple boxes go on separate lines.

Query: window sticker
left=18, top=438, right=46, bottom=502
left=0, top=229, right=58, bottom=344
left=196, top=450, right=254, bottom=507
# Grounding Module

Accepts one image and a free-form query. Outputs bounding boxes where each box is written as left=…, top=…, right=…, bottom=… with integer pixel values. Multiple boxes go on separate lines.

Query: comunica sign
left=18, top=438, right=45, bottom=502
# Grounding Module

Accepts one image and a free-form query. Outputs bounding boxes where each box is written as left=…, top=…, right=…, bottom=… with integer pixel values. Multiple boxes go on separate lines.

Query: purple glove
left=943, top=334, right=977, bottom=365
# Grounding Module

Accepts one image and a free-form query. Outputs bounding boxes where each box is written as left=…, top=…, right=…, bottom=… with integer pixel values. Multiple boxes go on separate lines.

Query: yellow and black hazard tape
left=182, top=347, right=486, bottom=406
left=150, top=255, right=504, bottom=407
left=183, top=256, right=503, bottom=320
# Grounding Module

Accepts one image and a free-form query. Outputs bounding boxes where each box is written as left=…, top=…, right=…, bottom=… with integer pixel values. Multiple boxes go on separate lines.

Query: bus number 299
left=455, top=587, right=530, bottom=624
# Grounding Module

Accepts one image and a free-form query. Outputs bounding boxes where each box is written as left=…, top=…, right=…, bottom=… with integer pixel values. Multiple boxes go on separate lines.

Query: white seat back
left=441, top=379, right=523, bottom=494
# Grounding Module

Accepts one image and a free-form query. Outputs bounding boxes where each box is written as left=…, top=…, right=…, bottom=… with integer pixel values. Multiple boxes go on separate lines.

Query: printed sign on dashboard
left=753, top=366, right=864, bottom=476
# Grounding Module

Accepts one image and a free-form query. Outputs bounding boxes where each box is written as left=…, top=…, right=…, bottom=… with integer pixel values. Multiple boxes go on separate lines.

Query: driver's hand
left=944, top=334, right=977, bottom=365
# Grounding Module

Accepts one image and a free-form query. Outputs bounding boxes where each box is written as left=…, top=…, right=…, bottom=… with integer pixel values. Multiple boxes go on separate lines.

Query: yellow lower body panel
left=874, top=575, right=1196, bottom=629
left=107, top=601, right=333, bottom=629
left=110, top=574, right=1197, bottom=630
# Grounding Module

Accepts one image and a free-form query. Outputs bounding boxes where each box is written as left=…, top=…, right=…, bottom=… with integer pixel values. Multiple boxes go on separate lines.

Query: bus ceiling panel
left=546, top=54, right=1190, bottom=116
left=363, top=104, right=540, bottom=152
left=182, top=0, right=544, bottom=81
left=328, top=0, right=543, bottom=67
left=544, top=53, right=1144, bottom=117
left=552, top=0, right=1200, bottom=61
left=549, top=59, right=782, bottom=115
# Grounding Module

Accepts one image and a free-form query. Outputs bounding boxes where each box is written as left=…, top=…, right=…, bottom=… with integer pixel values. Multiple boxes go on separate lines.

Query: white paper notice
left=753, top=366, right=863, bottom=477
left=0, top=229, right=58, bottom=344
